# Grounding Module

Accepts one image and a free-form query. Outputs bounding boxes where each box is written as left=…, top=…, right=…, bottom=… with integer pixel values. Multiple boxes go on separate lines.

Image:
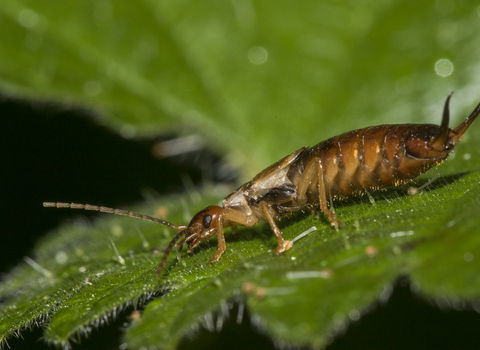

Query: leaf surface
left=1, top=0, right=480, bottom=348
left=1, top=1, right=480, bottom=176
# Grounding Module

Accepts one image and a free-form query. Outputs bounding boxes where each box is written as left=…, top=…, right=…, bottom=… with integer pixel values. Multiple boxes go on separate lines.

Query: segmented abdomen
left=312, top=125, right=439, bottom=197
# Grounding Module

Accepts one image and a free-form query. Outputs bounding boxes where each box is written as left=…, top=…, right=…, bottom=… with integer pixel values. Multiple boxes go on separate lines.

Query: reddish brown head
left=156, top=205, right=223, bottom=275
left=404, top=93, right=480, bottom=160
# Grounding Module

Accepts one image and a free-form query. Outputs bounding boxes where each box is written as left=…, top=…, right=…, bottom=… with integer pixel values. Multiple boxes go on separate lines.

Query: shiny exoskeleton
left=44, top=93, right=480, bottom=275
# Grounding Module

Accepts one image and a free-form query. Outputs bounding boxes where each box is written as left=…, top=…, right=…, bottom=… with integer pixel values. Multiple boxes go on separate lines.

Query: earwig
left=44, top=93, right=480, bottom=276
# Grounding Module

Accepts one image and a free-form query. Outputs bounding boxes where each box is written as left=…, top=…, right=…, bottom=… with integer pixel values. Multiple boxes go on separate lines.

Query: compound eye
left=202, top=214, right=212, bottom=229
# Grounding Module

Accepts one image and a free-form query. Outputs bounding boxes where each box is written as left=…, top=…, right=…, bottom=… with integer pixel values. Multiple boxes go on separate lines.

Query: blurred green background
left=1, top=0, right=480, bottom=349
left=2, top=1, right=480, bottom=177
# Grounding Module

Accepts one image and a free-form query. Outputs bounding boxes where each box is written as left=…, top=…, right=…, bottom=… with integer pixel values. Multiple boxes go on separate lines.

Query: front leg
left=209, top=214, right=227, bottom=263
left=208, top=208, right=256, bottom=263
left=259, top=201, right=293, bottom=254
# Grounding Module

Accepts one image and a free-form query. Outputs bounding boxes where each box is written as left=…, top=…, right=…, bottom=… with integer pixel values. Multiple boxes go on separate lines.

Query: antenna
left=43, top=202, right=187, bottom=231
left=43, top=202, right=190, bottom=276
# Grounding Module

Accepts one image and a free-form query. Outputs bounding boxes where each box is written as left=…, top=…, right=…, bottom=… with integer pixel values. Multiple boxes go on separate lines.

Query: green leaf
left=0, top=188, right=226, bottom=347
left=2, top=0, right=480, bottom=349
left=2, top=173, right=480, bottom=348
left=124, top=171, right=480, bottom=349
left=1, top=1, right=480, bottom=176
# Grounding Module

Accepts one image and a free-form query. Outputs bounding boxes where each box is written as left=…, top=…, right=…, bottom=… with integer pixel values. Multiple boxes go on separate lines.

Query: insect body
left=44, top=93, right=480, bottom=275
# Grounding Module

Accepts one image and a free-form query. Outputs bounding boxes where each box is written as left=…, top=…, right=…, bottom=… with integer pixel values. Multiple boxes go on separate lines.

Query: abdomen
left=310, top=125, right=440, bottom=198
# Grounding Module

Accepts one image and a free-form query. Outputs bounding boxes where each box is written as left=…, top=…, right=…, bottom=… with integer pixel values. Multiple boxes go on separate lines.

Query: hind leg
left=296, top=157, right=338, bottom=226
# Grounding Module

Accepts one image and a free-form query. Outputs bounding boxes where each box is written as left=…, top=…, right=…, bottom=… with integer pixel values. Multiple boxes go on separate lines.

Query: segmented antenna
left=42, top=202, right=187, bottom=231
left=155, top=229, right=188, bottom=276
left=43, top=202, right=190, bottom=277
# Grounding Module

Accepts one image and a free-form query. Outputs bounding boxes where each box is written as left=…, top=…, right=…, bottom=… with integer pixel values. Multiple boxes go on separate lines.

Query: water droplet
left=435, top=59, right=454, bottom=77
left=349, top=309, right=360, bottom=321
left=111, top=225, right=123, bottom=237
left=463, top=153, right=471, bottom=160
left=248, top=46, right=268, bottom=65
left=120, top=125, right=136, bottom=139
left=55, top=251, right=68, bottom=265
left=83, top=80, right=102, bottom=97
left=464, top=252, right=474, bottom=262
left=19, top=9, right=39, bottom=29
left=333, top=312, right=345, bottom=325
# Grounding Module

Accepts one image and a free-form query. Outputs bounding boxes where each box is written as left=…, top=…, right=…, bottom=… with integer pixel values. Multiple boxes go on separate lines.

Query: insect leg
left=295, top=157, right=317, bottom=207
left=207, top=211, right=228, bottom=263
left=295, top=157, right=339, bottom=226
left=207, top=209, right=254, bottom=263
left=259, top=201, right=293, bottom=254
left=316, top=158, right=339, bottom=226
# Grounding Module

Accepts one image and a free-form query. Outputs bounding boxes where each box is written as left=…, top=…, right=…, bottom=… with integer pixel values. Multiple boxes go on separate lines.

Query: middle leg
left=295, top=156, right=338, bottom=226
left=259, top=201, right=292, bottom=254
